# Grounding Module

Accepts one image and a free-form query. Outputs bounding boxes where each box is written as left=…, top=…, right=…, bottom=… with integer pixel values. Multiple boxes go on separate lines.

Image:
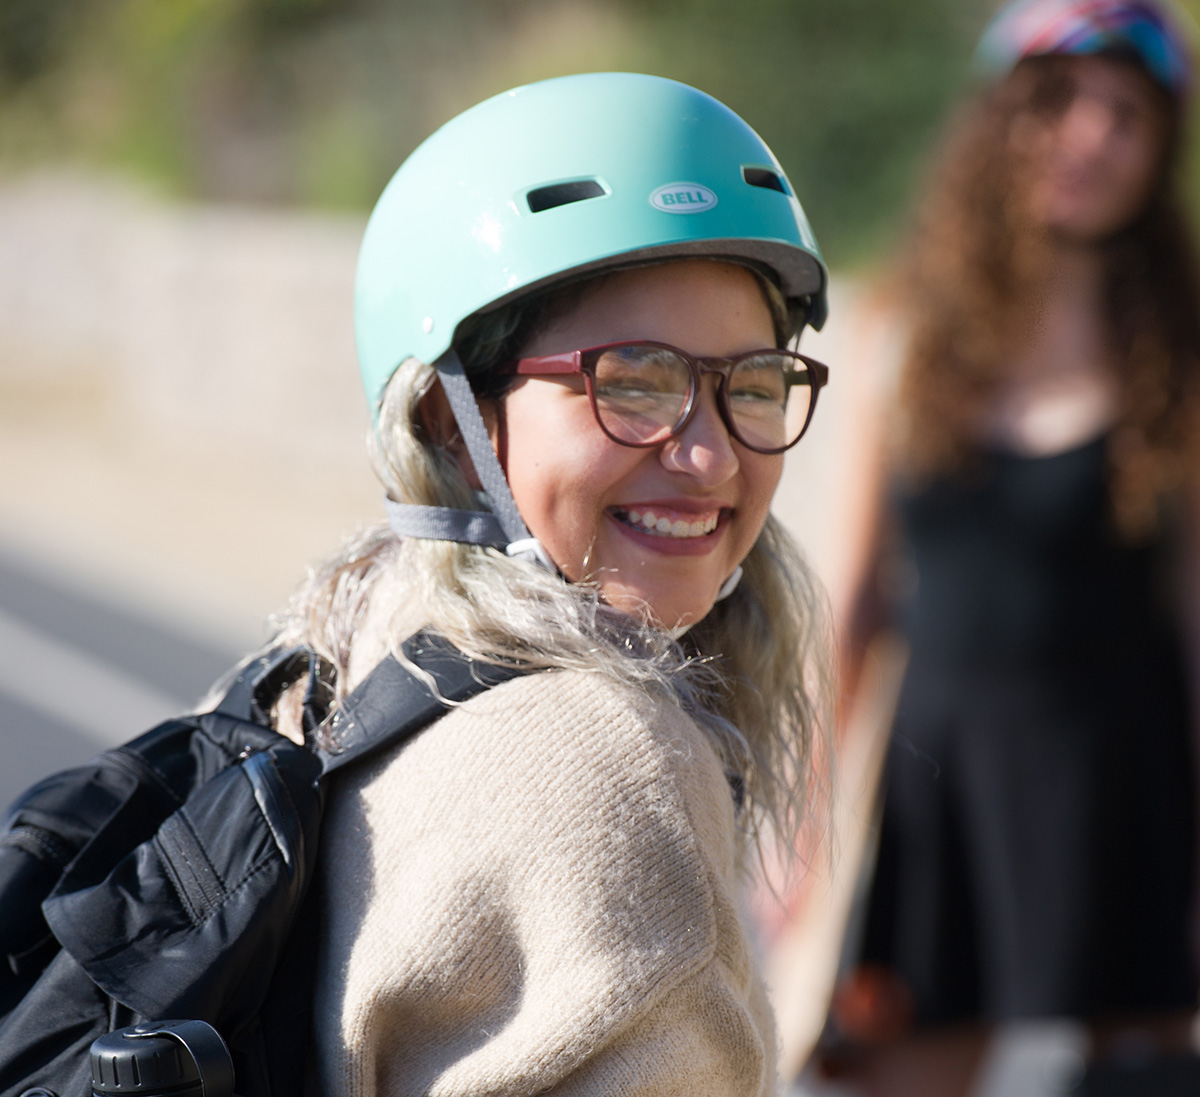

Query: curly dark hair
left=893, top=53, right=1200, bottom=538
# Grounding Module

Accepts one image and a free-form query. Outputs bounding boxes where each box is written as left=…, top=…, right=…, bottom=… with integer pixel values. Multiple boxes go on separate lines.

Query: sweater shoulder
left=315, top=667, right=753, bottom=1095
left=347, top=666, right=733, bottom=838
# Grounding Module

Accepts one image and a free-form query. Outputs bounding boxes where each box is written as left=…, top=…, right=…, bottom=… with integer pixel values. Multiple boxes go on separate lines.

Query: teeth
left=615, top=508, right=720, bottom=538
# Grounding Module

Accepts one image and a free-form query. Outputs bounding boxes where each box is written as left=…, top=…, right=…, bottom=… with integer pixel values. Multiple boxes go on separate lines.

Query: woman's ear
left=416, top=377, right=488, bottom=490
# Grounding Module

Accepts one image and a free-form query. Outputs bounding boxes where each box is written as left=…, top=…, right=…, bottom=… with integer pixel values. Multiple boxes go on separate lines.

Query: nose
left=1059, top=93, right=1119, bottom=158
left=659, top=376, right=740, bottom=485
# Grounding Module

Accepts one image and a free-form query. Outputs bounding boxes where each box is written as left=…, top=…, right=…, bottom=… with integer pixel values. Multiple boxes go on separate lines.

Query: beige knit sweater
left=311, top=667, right=777, bottom=1097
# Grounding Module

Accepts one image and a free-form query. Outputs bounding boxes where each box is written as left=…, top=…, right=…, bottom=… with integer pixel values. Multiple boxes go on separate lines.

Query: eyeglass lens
left=591, top=344, right=816, bottom=452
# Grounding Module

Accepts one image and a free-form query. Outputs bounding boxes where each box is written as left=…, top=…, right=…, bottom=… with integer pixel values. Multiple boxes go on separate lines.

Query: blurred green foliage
left=1, top=0, right=1197, bottom=266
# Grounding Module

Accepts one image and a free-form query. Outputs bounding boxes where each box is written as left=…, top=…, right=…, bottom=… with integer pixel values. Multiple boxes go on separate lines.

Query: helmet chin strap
left=432, top=347, right=530, bottom=544
left=384, top=346, right=745, bottom=620
left=716, top=565, right=743, bottom=602
left=384, top=349, right=558, bottom=572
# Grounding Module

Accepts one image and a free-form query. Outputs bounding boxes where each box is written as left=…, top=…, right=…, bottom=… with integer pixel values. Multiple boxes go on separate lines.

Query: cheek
left=738, top=454, right=784, bottom=539
left=1108, top=143, right=1160, bottom=215
left=498, top=388, right=628, bottom=563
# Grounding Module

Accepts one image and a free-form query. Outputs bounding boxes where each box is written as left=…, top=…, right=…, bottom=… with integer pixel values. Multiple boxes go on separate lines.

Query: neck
left=1037, top=232, right=1107, bottom=308
left=1010, top=233, right=1110, bottom=379
left=985, top=232, right=1119, bottom=453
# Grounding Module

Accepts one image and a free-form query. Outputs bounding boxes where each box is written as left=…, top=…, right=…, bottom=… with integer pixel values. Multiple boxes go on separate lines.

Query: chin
left=656, top=598, right=720, bottom=634
left=1048, top=218, right=1131, bottom=245
left=1040, top=199, right=1140, bottom=243
left=606, top=589, right=715, bottom=633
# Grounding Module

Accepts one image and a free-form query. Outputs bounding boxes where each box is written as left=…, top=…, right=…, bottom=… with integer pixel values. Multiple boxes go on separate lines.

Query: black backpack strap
left=213, top=647, right=335, bottom=731
left=318, top=631, right=526, bottom=776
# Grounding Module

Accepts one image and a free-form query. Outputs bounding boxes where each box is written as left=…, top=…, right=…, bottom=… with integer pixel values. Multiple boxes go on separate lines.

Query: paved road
left=0, top=546, right=240, bottom=813
left=790, top=1022, right=1089, bottom=1097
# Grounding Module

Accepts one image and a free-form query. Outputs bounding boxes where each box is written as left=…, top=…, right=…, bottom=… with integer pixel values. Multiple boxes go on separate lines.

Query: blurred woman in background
left=822, top=2, right=1200, bottom=1094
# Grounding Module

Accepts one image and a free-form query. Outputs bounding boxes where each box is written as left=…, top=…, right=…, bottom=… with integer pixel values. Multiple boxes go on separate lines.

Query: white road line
left=0, top=607, right=189, bottom=747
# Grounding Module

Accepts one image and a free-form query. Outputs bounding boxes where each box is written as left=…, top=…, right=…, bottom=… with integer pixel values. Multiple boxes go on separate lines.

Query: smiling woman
left=475, top=261, right=785, bottom=631
left=254, top=72, right=835, bottom=1097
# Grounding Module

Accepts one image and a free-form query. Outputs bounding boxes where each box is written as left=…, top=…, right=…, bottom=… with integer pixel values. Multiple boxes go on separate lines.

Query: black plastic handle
left=90, top=1020, right=234, bottom=1097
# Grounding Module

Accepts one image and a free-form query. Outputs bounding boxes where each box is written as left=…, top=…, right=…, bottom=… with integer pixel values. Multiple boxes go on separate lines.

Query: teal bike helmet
left=356, top=72, right=829, bottom=558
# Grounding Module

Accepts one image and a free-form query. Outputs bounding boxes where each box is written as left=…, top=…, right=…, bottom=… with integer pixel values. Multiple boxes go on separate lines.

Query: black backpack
left=0, top=631, right=521, bottom=1097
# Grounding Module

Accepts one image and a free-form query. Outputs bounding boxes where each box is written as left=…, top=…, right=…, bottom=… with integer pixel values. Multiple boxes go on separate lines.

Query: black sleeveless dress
left=857, top=434, right=1197, bottom=1022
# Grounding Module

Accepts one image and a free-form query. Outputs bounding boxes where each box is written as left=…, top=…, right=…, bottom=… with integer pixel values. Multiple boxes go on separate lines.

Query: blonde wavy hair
left=272, top=263, right=831, bottom=852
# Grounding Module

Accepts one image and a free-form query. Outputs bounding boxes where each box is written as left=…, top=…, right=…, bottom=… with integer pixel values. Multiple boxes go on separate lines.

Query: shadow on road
left=0, top=545, right=240, bottom=812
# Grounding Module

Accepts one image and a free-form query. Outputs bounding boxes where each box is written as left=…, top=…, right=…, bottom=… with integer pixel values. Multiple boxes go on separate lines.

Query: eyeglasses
left=503, top=341, right=829, bottom=454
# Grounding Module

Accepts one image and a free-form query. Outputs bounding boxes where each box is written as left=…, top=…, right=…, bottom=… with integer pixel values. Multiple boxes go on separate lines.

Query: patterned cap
left=976, top=0, right=1196, bottom=97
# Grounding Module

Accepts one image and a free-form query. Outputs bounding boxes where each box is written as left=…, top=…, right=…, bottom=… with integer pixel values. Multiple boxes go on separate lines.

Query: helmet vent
left=742, top=167, right=788, bottom=195
left=526, top=179, right=607, bottom=213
